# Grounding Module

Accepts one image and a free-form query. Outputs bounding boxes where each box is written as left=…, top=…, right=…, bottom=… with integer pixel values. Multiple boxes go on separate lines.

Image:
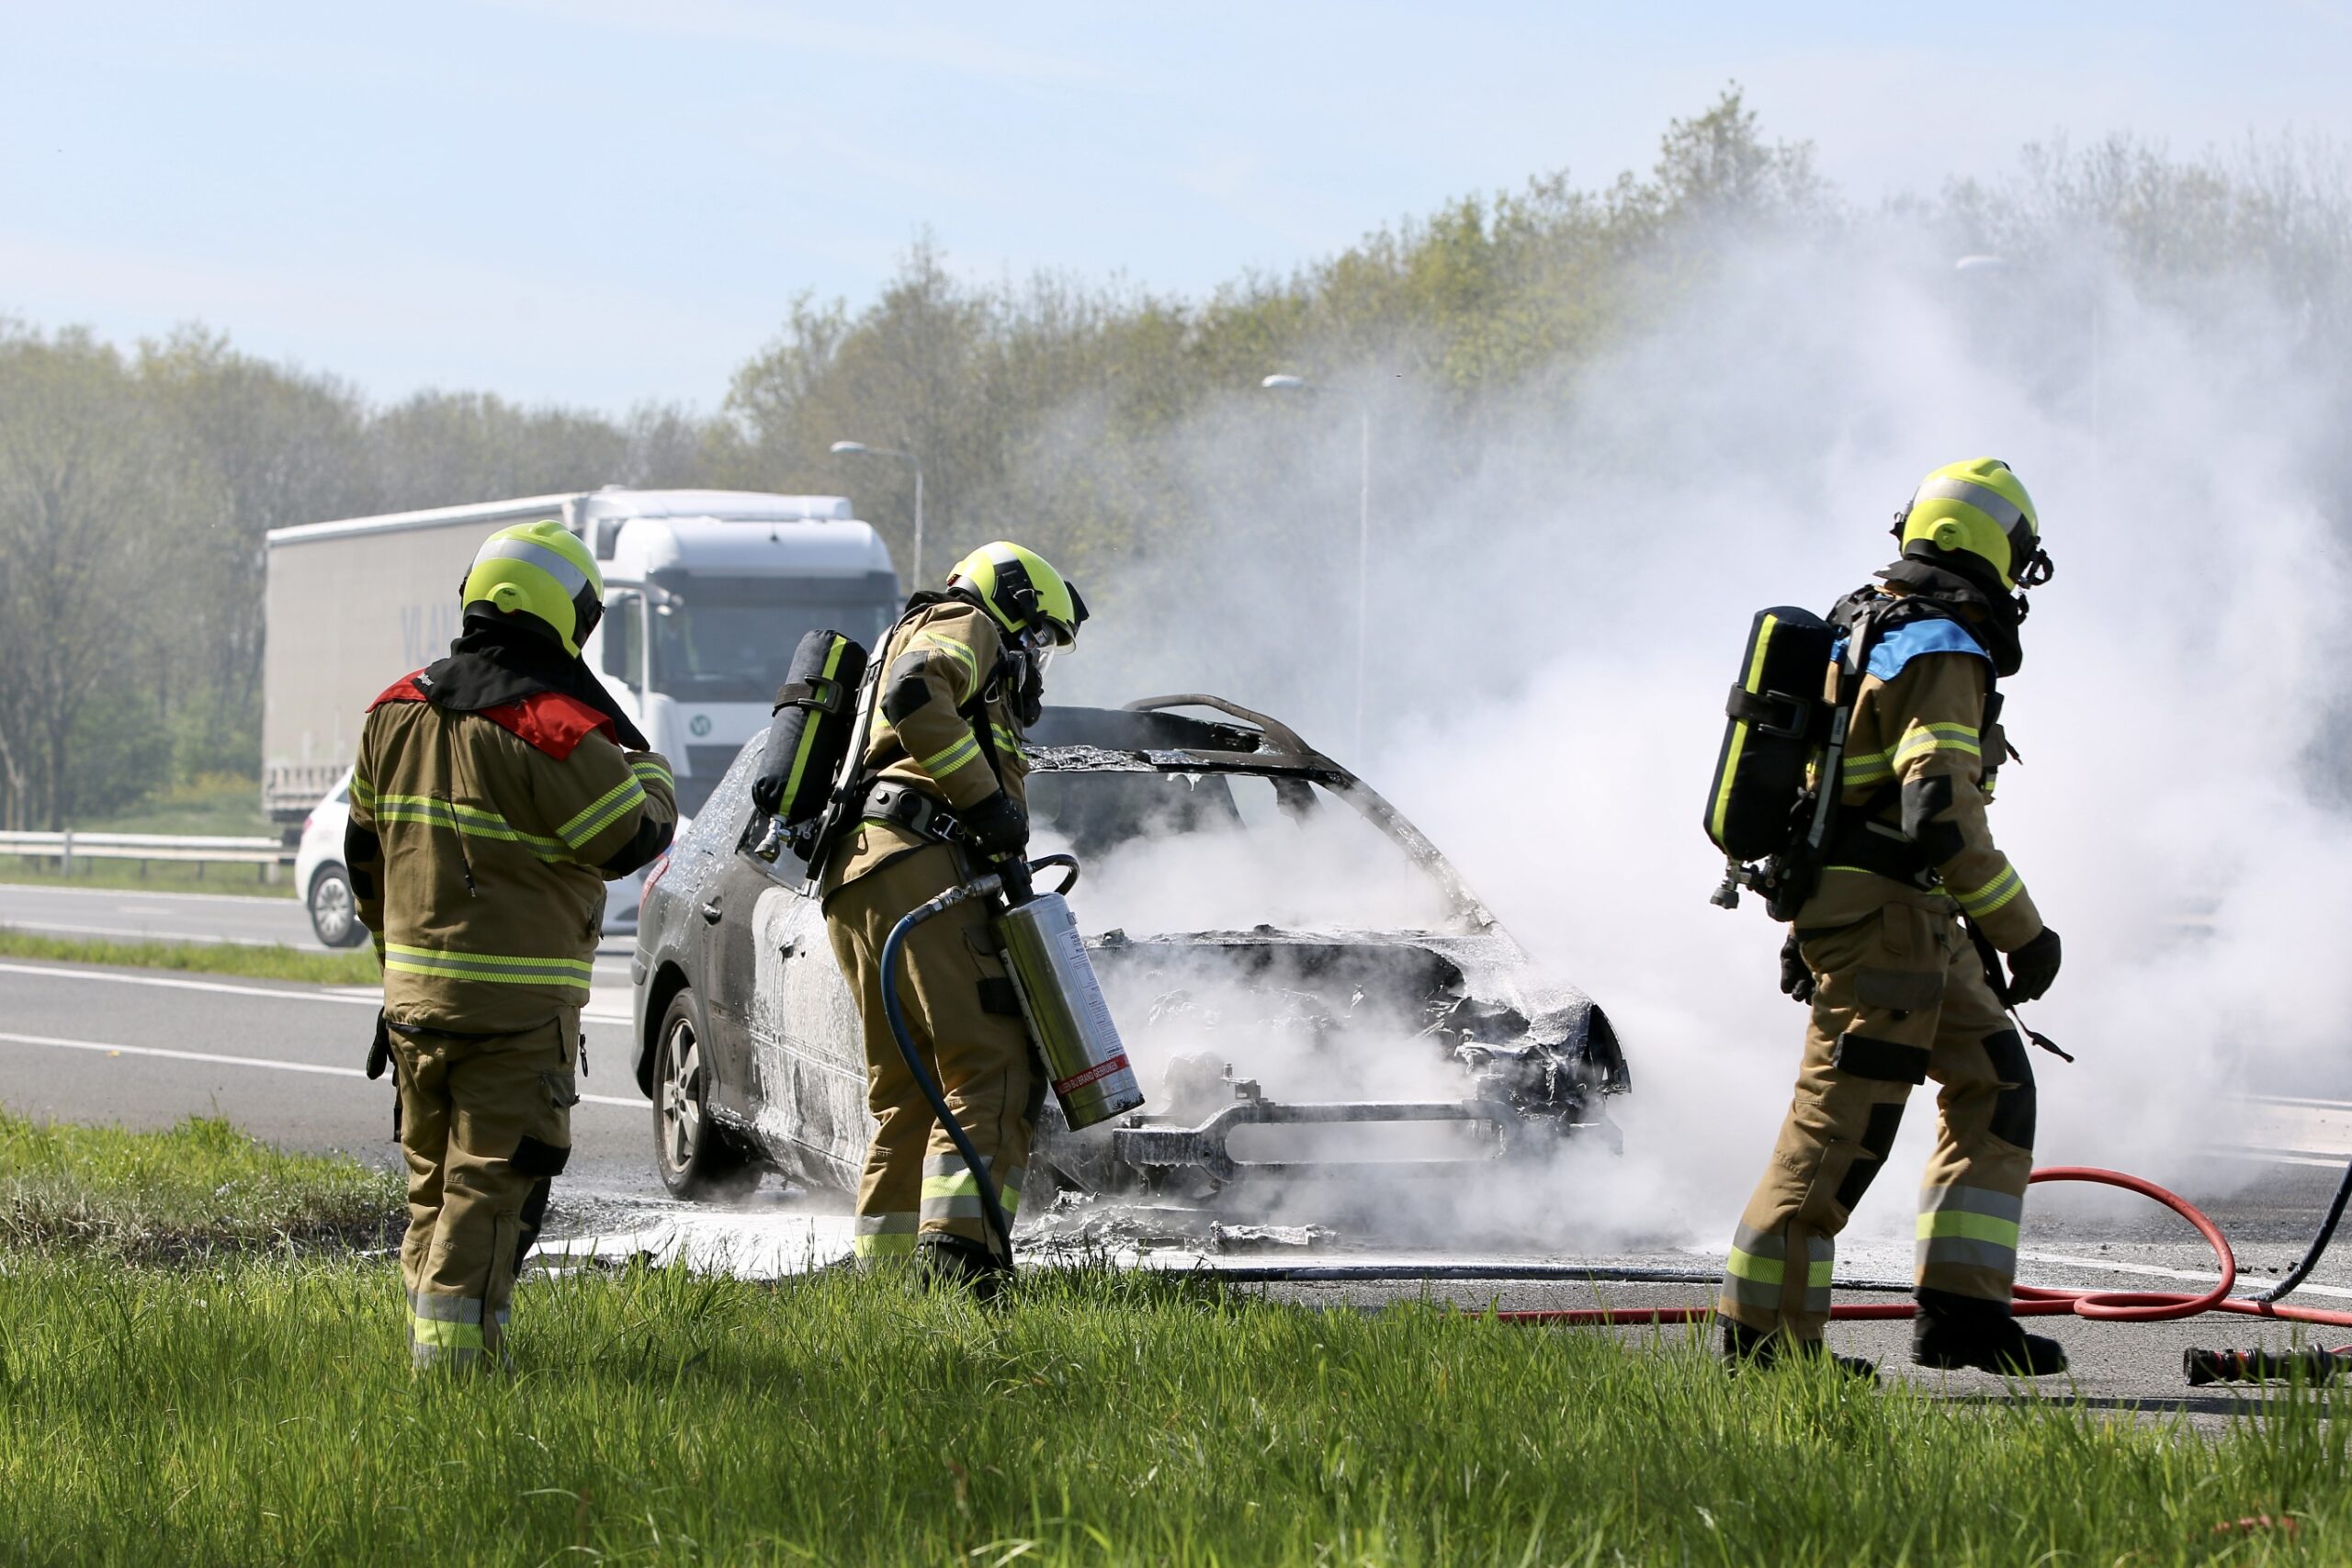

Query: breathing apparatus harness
left=775, top=592, right=1027, bottom=863
left=779, top=592, right=1144, bottom=1271
left=1709, top=562, right=2069, bottom=1060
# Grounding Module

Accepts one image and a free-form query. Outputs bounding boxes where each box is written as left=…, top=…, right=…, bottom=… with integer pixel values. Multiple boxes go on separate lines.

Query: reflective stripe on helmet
left=1913, top=475, right=2024, bottom=531
left=475, top=535, right=592, bottom=597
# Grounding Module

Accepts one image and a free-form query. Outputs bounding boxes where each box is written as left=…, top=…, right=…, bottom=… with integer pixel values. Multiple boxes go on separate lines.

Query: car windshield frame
left=1023, top=742, right=1495, bottom=933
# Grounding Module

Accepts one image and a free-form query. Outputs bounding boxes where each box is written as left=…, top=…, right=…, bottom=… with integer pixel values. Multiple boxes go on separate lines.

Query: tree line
left=0, top=89, right=2341, bottom=828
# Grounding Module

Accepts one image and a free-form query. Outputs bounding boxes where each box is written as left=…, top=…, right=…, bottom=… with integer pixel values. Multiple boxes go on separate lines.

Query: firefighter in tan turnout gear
left=347, top=521, right=675, bottom=1371
left=821, top=541, right=1088, bottom=1293
left=1720, top=459, right=2066, bottom=1379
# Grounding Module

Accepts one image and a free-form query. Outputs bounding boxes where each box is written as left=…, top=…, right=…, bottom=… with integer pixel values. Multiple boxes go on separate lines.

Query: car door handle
left=700, top=898, right=723, bottom=923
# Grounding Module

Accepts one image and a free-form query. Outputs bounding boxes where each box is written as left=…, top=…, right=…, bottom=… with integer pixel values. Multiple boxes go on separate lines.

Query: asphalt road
left=0, top=882, right=316, bottom=947
left=0, top=957, right=660, bottom=1191
left=0, top=881, right=644, bottom=955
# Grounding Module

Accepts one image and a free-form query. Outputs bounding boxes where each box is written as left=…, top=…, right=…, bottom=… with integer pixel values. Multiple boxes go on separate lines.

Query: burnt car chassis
left=630, top=694, right=1629, bottom=1209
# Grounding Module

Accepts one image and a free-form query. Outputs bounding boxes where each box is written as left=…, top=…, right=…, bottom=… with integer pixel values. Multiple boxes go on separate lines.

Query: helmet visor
left=1022, top=628, right=1061, bottom=674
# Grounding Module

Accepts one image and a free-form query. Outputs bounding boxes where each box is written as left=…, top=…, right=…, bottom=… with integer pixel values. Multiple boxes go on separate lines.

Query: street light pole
left=1260, top=374, right=1373, bottom=759
left=1353, top=397, right=1369, bottom=758
left=829, top=441, right=926, bottom=586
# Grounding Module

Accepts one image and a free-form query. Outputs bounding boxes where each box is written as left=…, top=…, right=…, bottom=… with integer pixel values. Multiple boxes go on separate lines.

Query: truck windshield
left=650, top=585, right=900, bottom=704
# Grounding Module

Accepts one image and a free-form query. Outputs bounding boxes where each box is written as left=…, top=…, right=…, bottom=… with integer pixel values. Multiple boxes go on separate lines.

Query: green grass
left=1, top=1116, right=2342, bottom=1564
left=0, top=1257, right=2342, bottom=1565
left=0, top=1110, right=401, bottom=1262
left=0, top=927, right=378, bottom=985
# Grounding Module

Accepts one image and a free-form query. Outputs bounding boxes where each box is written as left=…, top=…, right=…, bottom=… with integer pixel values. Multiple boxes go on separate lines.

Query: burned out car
left=628, top=696, right=1628, bottom=1208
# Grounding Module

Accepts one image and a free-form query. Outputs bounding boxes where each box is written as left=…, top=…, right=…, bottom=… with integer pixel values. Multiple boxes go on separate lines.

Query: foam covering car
left=629, top=696, right=1629, bottom=1209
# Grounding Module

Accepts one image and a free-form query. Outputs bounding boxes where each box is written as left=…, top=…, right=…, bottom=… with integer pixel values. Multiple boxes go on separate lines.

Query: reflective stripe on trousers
left=1917, top=1183, right=2021, bottom=1276
left=408, top=1291, right=508, bottom=1371
left=1718, top=1223, right=1832, bottom=1319
left=852, top=1212, right=920, bottom=1259
left=920, top=1152, right=1022, bottom=1224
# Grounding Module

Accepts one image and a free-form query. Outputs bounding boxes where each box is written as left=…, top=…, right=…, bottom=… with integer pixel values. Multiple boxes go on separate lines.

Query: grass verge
left=0, top=1256, right=2342, bottom=1564
left=0, top=1118, right=2338, bottom=1563
left=0, top=927, right=377, bottom=986
left=0, top=1110, right=401, bottom=1261
left=0, top=855, right=295, bottom=897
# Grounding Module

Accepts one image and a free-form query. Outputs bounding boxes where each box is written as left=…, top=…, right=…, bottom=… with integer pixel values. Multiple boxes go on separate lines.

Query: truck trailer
left=262, top=488, right=902, bottom=827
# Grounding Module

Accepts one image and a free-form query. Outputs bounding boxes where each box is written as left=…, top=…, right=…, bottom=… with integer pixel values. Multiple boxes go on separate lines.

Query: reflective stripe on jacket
left=347, top=680, right=675, bottom=1033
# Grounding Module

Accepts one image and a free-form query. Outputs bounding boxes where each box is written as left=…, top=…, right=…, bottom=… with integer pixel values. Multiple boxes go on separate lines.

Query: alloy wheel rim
left=315, top=876, right=355, bottom=942
left=660, top=1019, right=702, bottom=1171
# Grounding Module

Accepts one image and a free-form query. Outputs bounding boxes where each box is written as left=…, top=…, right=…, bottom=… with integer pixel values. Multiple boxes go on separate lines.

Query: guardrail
left=0, top=830, right=294, bottom=885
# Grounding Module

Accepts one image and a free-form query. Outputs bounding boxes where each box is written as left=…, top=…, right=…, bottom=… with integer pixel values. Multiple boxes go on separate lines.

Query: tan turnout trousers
left=393, top=1011, right=578, bottom=1371
left=1719, top=894, right=2036, bottom=1341
left=826, top=840, right=1042, bottom=1262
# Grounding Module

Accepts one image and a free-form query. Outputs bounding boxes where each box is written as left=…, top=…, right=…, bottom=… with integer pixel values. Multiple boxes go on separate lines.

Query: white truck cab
left=577, top=491, right=900, bottom=817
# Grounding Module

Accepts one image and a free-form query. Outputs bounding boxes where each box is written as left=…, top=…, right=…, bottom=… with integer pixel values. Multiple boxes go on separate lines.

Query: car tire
left=652, top=988, right=752, bottom=1199
left=308, top=864, right=368, bottom=949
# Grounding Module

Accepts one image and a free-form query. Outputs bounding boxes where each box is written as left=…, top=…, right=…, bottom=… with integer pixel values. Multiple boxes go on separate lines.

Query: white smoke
left=1054, top=214, right=2352, bottom=1256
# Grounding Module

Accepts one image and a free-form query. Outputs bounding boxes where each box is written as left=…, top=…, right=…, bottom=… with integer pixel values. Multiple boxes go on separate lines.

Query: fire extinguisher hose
left=1494, top=1165, right=2352, bottom=1332
left=878, top=876, right=1015, bottom=1263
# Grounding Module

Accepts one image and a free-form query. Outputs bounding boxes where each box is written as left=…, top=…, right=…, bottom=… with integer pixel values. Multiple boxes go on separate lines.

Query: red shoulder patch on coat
left=479, top=691, right=617, bottom=761
left=367, top=673, right=430, bottom=711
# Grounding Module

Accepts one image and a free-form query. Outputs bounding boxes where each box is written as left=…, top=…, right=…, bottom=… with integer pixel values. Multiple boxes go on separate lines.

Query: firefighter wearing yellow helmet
left=820, top=541, right=1088, bottom=1294
left=1718, top=459, right=2067, bottom=1380
left=346, top=520, right=676, bottom=1371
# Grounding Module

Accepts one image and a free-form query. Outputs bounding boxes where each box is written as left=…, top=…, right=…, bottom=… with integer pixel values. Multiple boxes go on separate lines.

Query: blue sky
left=4, top=2, right=2345, bottom=411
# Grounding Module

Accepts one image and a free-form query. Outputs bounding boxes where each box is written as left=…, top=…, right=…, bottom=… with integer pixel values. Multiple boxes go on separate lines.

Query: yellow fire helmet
left=945, top=541, right=1090, bottom=647
left=1894, top=458, right=2052, bottom=592
left=458, top=520, right=605, bottom=656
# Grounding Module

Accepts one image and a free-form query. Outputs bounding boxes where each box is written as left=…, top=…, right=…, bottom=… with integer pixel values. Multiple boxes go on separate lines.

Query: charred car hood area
left=1046, top=923, right=1629, bottom=1200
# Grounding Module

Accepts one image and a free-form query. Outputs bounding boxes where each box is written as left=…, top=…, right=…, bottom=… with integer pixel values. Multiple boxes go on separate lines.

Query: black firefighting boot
left=914, top=1234, right=1013, bottom=1303
left=1911, top=1287, right=2068, bottom=1376
left=1720, top=1317, right=1877, bottom=1381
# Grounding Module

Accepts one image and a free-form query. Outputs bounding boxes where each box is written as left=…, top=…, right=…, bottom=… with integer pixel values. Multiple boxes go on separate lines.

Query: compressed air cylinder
left=993, top=892, right=1144, bottom=1130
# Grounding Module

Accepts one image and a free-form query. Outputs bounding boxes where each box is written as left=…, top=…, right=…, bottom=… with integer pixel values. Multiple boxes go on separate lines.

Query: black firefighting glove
left=2005, top=927, right=2062, bottom=1005
left=365, top=1009, right=393, bottom=1080
left=1778, top=931, right=1815, bottom=1005
left=957, top=790, right=1029, bottom=861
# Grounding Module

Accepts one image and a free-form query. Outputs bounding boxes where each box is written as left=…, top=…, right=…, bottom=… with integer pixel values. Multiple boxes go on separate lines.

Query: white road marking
left=0, top=1030, right=360, bottom=1079
left=0, top=1030, right=650, bottom=1109
left=0, top=960, right=630, bottom=1023
left=0, top=960, right=379, bottom=1006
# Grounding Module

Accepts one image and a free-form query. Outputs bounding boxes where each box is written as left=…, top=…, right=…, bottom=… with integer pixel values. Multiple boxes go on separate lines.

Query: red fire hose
left=1495, top=1166, right=2352, bottom=1332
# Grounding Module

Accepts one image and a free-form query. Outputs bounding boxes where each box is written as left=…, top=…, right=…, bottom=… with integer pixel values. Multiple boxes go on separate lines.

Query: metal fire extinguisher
left=991, top=854, right=1144, bottom=1130
left=876, top=852, right=1142, bottom=1260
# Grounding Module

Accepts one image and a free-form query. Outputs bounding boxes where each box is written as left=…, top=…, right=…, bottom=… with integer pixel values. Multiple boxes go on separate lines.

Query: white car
left=291, top=766, right=673, bottom=950
left=293, top=771, right=365, bottom=948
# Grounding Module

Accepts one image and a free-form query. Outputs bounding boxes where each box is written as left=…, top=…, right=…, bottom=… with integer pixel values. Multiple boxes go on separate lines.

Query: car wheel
left=308, top=864, right=367, bottom=949
left=652, top=988, right=752, bottom=1199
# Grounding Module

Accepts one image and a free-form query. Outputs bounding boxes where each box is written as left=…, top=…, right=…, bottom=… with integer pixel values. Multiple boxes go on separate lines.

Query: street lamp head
left=829, top=440, right=872, bottom=456
left=1261, top=374, right=1310, bottom=392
